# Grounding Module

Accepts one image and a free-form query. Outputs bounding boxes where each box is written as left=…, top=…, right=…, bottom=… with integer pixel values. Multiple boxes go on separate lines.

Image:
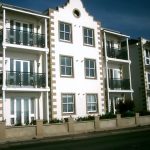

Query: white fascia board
left=109, top=89, right=134, bottom=93
left=103, top=29, right=130, bottom=38
left=2, top=6, right=49, bottom=19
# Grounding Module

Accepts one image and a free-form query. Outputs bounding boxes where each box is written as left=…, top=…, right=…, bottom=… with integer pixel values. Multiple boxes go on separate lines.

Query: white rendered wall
left=51, top=0, right=104, bottom=119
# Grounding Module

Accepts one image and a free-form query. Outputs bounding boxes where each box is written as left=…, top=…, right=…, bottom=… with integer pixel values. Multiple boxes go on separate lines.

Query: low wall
left=43, top=123, right=68, bottom=137
left=99, top=119, right=116, bottom=129
left=139, top=115, right=150, bottom=126
left=6, top=126, right=36, bottom=139
left=74, top=121, right=95, bottom=133
left=0, top=113, right=150, bottom=140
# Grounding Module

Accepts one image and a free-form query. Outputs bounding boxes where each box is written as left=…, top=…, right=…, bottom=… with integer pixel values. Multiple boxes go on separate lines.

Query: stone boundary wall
left=0, top=113, right=150, bottom=140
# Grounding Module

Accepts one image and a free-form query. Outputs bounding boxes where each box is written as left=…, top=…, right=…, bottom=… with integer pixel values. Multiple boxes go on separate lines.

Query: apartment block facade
left=0, top=4, right=50, bottom=125
left=48, top=0, right=105, bottom=119
left=129, top=38, right=150, bottom=112
left=0, top=0, right=149, bottom=126
left=102, top=29, right=133, bottom=113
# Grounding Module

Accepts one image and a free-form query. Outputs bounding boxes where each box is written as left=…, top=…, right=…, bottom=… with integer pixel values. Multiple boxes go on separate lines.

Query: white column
left=45, top=18, right=48, bottom=48
left=3, top=9, right=6, bottom=45
left=46, top=91, right=49, bottom=122
left=126, top=38, right=133, bottom=100
left=45, top=52, right=48, bottom=88
left=104, top=31, right=110, bottom=112
left=39, top=92, right=43, bottom=120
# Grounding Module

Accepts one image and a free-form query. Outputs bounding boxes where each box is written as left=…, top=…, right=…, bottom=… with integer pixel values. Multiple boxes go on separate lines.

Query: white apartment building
left=48, top=0, right=105, bottom=119
left=129, top=38, right=150, bottom=112
left=0, top=4, right=50, bottom=125
left=102, top=29, right=133, bottom=113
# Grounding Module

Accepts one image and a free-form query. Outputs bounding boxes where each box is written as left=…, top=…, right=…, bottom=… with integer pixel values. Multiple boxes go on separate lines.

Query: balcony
left=107, top=48, right=128, bottom=60
left=0, top=28, right=45, bottom=48
left=109, top=78, right=130, bottom=90
left=6, top=71, right=46, bottom=88
left=0, top=71, right=2, bottom=85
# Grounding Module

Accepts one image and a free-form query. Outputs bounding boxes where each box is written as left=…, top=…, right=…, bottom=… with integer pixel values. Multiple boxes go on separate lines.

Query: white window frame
left=87, top=94, right=98, bottom=113
left=85, top=59, right=96, bottom=79
left=60, top=55, right=73, bottom=77
left=62, top=94, right=75, bottom=114
left=59, top=21, right=72, bottom=42
left=83, top=27, right=95, bottom=46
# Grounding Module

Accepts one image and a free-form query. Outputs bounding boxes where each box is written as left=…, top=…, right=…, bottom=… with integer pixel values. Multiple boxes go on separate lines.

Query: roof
left=0, top=3, right=49, bottom=18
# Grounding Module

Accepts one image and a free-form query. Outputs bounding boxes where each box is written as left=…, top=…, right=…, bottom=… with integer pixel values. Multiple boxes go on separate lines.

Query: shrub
left=116, top=100, right=134, bottom=114
left=121, top=111, right=135, bottom=118
left=49, top=119, right=63, bottom=124
left=100, top=113, right=116, bottom=119
left=139, top=111, right=150, bottom=116
left=76, top=115, right=95, bottom=122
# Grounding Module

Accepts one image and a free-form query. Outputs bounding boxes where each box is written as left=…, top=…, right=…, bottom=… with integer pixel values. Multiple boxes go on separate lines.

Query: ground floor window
left=10, top=97, right=35, bottom=125
left=62, top=94, right=75, bottom=114
left=87, top=94, right=98, bottom=113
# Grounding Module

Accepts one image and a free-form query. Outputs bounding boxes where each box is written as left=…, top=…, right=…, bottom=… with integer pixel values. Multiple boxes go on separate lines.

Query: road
left=1, top=128, right=150, bottom=150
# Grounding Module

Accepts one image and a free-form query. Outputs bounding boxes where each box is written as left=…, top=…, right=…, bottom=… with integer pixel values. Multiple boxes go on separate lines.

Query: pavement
left=0, top=125, right=150, bottom=149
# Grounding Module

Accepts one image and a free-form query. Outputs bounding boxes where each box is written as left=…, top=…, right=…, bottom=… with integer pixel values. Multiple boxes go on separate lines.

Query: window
left=85, top=59, right=96, bottom=78
left=83, top=27, right=94, bottom=46
left=59, top=22, right=72, bottom=42
left=60, top=56, right=73, bottom=77
left=147, top=73, right=150, bottom=89
left=145, top=49, right=150, bottom=65
left=87, top=94, right=98, bottom=113
left=62, top=94, right=75, bottom=114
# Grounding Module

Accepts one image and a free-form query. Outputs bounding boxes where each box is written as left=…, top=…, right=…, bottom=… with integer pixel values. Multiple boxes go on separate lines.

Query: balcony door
left=10, top=97, right=35, bottom=125
left=10, top=20, right=33, bottom=46
left=14, top=60, right=30, bottom=86
left=108, top=69, right=121, bottom=89
left=108, top=69, right=121, bottom=79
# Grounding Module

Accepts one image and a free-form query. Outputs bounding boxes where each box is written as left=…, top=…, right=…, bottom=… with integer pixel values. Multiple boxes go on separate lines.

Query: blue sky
left=1, top=0, right=150, bottom=39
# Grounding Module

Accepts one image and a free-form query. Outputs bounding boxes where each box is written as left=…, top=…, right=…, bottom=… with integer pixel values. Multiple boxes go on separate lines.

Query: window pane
left=65, top=33, right=70, bottom=41
left=60, top=32, right=64, bottom=40
left=88, top=38, right=93, bottom=45
left=11, top=99, right=14, bottom=115
left=65, top=24, right=70, bottom=32
left=60, top=23, right=64, bottom=31
left=90, top=69, right=95, bottom=77
left=90, top=61, right=94, bottom=68
left=88, top=29, right=92, bottom=37
left=61, top=57, right=65, bottom=65
left=68, top=104, right=73, bottom=112
left=31, top=98, right=35, bottom=114
left=84, top=28, right=87, bottom=36
left=63, top=104, right=67, bottom=112
left=66, top=67, right=72, bottom=75
left=61, top=66, right=66, bottom=75
left=66, top=57, right=71, bottom=66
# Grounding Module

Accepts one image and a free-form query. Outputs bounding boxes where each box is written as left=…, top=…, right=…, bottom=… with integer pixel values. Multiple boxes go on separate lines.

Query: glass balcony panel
left=5, top=28, right=45, bottom=48
left=109, top=78, right=130, bottom=90
left=107, top=48, right=128, bottom=60
left=6, top=71, right=46, bottom=88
